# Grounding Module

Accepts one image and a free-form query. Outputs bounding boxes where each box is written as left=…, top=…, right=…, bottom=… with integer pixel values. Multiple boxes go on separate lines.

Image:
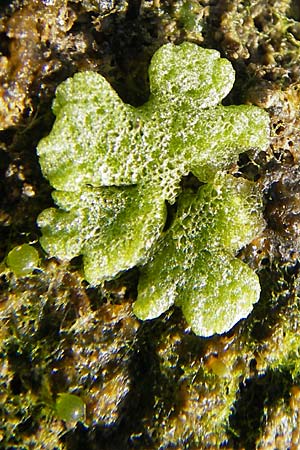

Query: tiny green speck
left=55, top=393, right=86, bottom=423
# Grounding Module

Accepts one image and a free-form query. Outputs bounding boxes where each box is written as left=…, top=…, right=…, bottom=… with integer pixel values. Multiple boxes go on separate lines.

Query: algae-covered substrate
left=1, top=1, right=300, bottom=448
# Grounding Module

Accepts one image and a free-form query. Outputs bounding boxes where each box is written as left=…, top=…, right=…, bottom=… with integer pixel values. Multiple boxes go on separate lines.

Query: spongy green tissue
left=37, top=42, right=269, bottom=336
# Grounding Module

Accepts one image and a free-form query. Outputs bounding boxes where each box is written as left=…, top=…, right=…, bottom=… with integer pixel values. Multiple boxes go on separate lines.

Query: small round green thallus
left=6, top=244, right=39, bottom=277
left=55, top=393, right=86, bottom=423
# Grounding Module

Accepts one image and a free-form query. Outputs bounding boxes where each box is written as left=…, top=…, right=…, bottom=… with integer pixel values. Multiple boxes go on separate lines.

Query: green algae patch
left=37, top=42, right=269, bottom=337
